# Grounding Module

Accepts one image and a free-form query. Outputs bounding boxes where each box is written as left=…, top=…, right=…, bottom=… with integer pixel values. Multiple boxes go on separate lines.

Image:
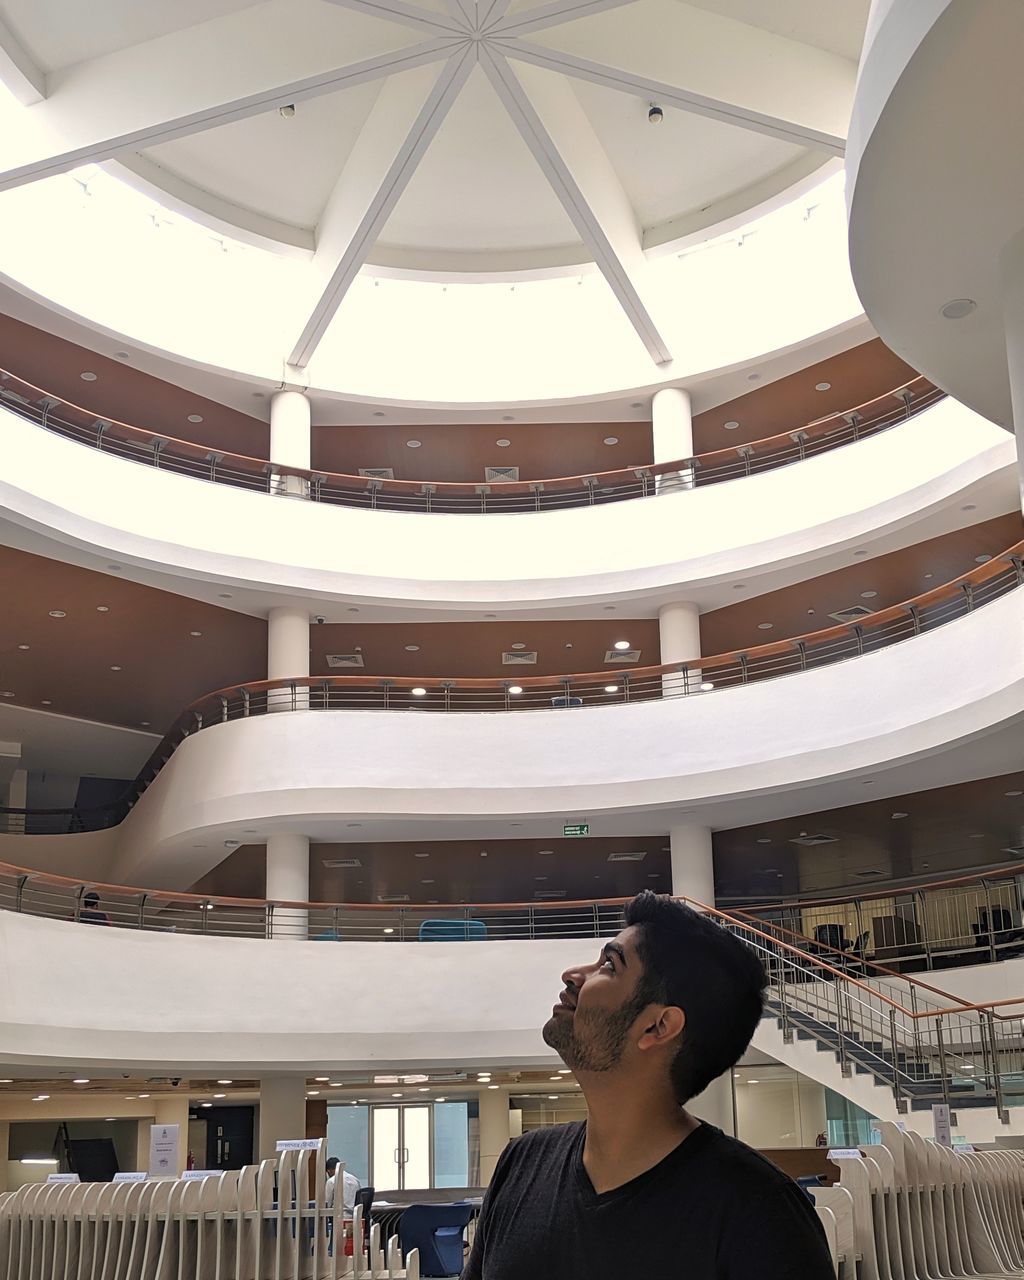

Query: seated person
left=325, top=1156, right=360, bottom=1215
left=79, top=891, right=111, bottom=925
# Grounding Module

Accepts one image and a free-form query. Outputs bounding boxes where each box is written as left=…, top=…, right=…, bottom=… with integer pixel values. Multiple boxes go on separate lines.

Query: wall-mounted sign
left=276, top=1138, right=323, bottom=1152
left=563, top=824, right=589, bottom=837
left=932, top=1104, right=952, bottom=1148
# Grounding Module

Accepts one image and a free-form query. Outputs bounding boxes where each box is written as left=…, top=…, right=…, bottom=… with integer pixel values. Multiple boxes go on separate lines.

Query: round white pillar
left=658, top=600, right=701, bottom=697
left=258, top=1076, right=308, bottom=1159
left=999, top=227, right=1024, bottom=509
left=651, top=387, right=694, bottom=491
left=268, top=605, right=310, bottom=711
left=669, top=823, right=715, bottom=906
left=270, top=390, right=311, bottom=497
left=266, top=832, right=310, bottom=939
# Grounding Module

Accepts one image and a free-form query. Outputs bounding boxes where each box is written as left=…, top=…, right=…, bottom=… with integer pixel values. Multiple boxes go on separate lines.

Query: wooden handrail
left=1, top=366, right=937, bottom=496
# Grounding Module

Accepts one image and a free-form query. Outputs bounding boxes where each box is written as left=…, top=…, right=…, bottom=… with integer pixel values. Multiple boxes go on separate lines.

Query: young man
left=325, top=1156, right=361, bottom=1215
left=462, top=892, right=834, bottom=1279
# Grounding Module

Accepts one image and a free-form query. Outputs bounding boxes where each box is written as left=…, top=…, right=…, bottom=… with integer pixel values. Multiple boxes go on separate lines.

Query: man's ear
left=637, top=1005, right=685, bottom=1053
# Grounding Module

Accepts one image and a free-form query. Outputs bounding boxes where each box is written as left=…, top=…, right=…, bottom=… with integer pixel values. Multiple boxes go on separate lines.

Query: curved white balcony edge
left=104, top=588, right=1024, bottom=888
left=0, top=399, right=1015, bottom=614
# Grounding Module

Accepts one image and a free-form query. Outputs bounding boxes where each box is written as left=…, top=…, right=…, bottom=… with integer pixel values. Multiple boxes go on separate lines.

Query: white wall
left=104, top=586, right=1024, bottom=885
left=0, top=399, right=1014, bottom=616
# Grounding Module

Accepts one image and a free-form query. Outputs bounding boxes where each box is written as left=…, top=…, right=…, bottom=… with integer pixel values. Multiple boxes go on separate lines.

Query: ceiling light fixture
left=723, top=420, right=740, bottom=430
left=1005, top=790, right=1023, bottom=797
left=110, top=665, right=122, bottom=671
left=815, top=382, right=831, bottom=392
left=48, top=610, right=66, bottom=618
left=187, top=414, right=204, bottom=424
left=383, top=927, right=395, bottom=934
left=217, top=1080, right=233, bottom=1085
left=975, top=554, right=992, bottom=564
left=603, top=436, right=619, bottom=445
left=406, top=440, right=422, bottom=449
left=190, top=630, right=202, bottom=637
left=80, top=372, right=97, bottom=382
left=604, top=685, right=619, bottom=693
left=647, top=104, right=663, bottom=123
left=508, top=685, right=523, bottom=695
left=757, top=622, right=773, bottom=630
left=1, top=692, right=15, bottom=699
left=404, top=644, right=420, bottom=652
left=941, top=298, right=976, bottom=320
left=613, top=640, right=631, bottom=650
left=496, top=438, right=511, bottom=447
left=891, top=812, right=909, bottom=820
left=411, top=687, right=427, bottom=697
left=699, top=681, right=715, bottom=691
left=73, top=1078, right=89, bottom=1085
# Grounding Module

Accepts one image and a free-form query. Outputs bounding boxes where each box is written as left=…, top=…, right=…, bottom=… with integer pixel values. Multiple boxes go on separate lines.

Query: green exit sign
left=563, top=823, right=590, bottom=837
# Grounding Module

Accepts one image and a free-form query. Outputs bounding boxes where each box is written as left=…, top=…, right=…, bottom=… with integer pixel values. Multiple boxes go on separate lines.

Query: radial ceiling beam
left=478, top=45, right=672, bottom=365
left=486, top=0, right=641, bottom=38
left=0, top=38, right=461, bottom=192
left=495, top=38, right=846, bottom=154
left=321, top=0, right=466, bottom=37
left=0, top=14, right=45, bottom=105
left=288, top=46, right=475, bottom=367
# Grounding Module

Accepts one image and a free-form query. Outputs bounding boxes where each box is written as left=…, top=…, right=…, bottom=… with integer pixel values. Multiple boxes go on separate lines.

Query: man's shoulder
left=697, top=1126, right=806, bottom=1192
left=497, top=1122, right=583, bottom=1171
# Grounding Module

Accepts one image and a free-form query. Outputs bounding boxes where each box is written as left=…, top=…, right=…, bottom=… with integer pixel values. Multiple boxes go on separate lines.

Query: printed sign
left=827, top=1149, right=863, bottom=1161
left=148, top=1124, right=180, bottom=1176
left=276, top=1138, right=323, bottom=1152
left=932, top=1104, right=952, bottom=1148
left=47, top=1173, right=81, bottom=1183
left=113, top=1172, right=148, bottom=1183
left=182, top=1170, right=219, bottom=1180
left=563, top=824, right=589, bottom=837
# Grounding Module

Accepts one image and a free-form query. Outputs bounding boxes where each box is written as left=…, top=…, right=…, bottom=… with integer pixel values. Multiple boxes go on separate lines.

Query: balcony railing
left=0, top=367, right=942, bottom=513
left=0, top=538, right=1021, bottom=835
left=0, top=867, right=1020, bottom=1117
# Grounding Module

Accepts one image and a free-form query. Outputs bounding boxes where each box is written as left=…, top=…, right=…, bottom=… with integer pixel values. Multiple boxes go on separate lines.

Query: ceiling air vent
left=502, top=651, right=538, bottom=664
left=359, top=467, right=395, bottom=480
left=789, top=834, right=838, bottom=847
left=326, top=653, right=365, bottom=668
left=534, top=889, right=567, bottom=899
left=322, top=858, right=362, bottom=869
left=604, top=648, right=641, bottom=664
left=377, top=894, right=411, bottom=903
left=828, top=604, right=875, bottom=623
left=607, top=851, right=647, bottom=863
left=485, top=466, right=520, bottom=482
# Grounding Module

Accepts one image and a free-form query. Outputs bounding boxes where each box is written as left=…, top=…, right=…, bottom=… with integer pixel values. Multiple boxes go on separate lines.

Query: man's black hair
left=623, top=890, right=767, bottom=1106
left=326, top=1156, right=339, bottom=1172
left=83, top=891, right=100, bottom=907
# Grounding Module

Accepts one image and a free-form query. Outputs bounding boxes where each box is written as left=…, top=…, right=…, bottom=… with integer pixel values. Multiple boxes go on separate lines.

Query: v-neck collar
left=571, top=1119, right=716, bottom=1206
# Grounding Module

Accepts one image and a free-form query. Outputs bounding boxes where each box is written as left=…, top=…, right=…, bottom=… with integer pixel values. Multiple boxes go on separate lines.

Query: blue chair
left=418, top=919, right=487, bottom=942
left=398, top=1203, right=474, bottom=1277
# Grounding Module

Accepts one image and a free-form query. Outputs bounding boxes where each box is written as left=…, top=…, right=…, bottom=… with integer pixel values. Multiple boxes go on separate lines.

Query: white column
left=477, top=1087, right=511, bottom=1186
left=658, top=600, right=701, bottom=697
left=0, top=1121, right=8, bottom=1192
left=651, top=387, right=694, bottom=491
left=268, top=605, right=309, bottom=711
left=669, top=823, right=715, bottom=906
left=267, top=832, right=310, bottom=939
left=999, top=227, right=1024, bottom=509
left=258, top=1076, right=308, bottom=1160
left=270, top=389, right=311, bottom=497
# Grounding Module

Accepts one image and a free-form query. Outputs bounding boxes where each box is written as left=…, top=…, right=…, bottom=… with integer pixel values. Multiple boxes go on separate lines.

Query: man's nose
left=561, top=960, right=594, bottom=989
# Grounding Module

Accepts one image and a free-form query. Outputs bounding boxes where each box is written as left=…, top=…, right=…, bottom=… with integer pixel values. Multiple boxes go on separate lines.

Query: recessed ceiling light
left=815, top=382, right=831, bottom=392
left=757, top=622, right=773, bottom=630
left=138, top=1093, right=150, bottom=1099
left=80, top=372, right=97, bottom=381
left=96, top=605, right=110, bottom=613
left=603, top=436, right=619, bottom=445
left=496, top=438, right=511, bottom=447
left=110, top=665, right=122, bottom=671
left=961, top=504, right=977, bottom=512
left=558, top=1069, right=572, bottom=1075
left=411, top=687, right=427, bottom=697
left=480, top=851, right=488, bottom=857
left=140, top=721, right=150, bottom=727
left=548, top=1095, right=559, bottom=1100
left=187, top=414, right=204, bottom=424
left=1, top=691, right=15, bottom=698
left=48, top=610, right=66, bottom=618
left=508, top=685, right=523, bottom=695
left=17, top=644, right=29, bottom=650
left=534, top=875, right=547, bottom=881
left=891, top=812, right=909, bottom=819
left=511, top=642, right=526, bottom=650
left=488, top=1084, right=500, bottom=1090
left=941, top=298, right=976, bottom=320
left=604, top=685, right=619, bottom=693
left=975, top=554, right=991, bottom=564
left=217, top=1080, right=233, bottom=1085
left=190, top=630, right=202, bottom=637
left=73, top=1078, right=89, bottom=1084
left=33, top=1095, right=50, bottom=1101
left=756, top=838, right=771, bottom=844
left=1005, top=790, right=1023, bottom=797
left=40, top=700, right=52, bottom=706
left=213, top=1093, right=226, bottom=1098
left=405, top=644, right=420, bottom=652
left=201, top=1102, right=213, bottom=1108
left=924, top=573, right=934, bottom=580
left=406, top=439, right=421, bottom=448
left=613, top=639, right=631, bottom=650
left=699, top=681, right=715, bottom=691
left=970, top=833, right=985, bottom=840
left=723, top=420, right=740, bottom=430
left=860, top=590, right=878, bottom=599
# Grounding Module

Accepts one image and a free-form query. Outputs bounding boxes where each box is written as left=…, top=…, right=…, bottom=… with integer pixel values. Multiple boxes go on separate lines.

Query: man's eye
left=601, top=957, right=615, bottom=971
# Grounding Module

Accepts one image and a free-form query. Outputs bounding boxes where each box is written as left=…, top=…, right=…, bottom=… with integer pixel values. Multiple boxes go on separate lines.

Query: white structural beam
left=0, top=14, right=45, bottom=105
left=321, top=0, right=465, bottom=37
left=479, top=46, right=671, bottom=364
left=496, top=37, right=846, bottom=154
left=486, top=0, right=641, bottom=37
left=289, top=46, right=475, bottom=367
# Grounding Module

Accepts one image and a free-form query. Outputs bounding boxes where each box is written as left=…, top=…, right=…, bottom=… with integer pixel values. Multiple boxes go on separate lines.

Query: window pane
left=326, top=1105, right=369, bottom=1187
left=403, top=1106, right=431, bottom=1190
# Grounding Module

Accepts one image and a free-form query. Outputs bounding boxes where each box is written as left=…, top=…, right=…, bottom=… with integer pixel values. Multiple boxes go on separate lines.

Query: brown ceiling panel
left=190, top=836, right=672, bottom=905
left=0, top=546, right=267, bottom=729
left=691, top=337, right=918, bottom=452
left=0, top=312, right=270, bottom=458
left=700, top=512, right=1024, bottom=655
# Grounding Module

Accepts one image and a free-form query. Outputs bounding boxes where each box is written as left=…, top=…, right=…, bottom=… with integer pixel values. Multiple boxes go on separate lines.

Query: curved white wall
left=0, top=398, right=1015, bottom=616
left=108, top=588, right=1024, bottom=886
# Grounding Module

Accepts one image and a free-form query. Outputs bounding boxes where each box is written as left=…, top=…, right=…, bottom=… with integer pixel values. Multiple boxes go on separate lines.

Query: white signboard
left=182, top=1169, right=220, bottom=1181
left=47, top=1173, right=80, bottom=1183
left=932, top=1104, right=952, bottom=1148
left=275, top=1138, right=323, bottom=1152
left=827, top=1149, right=863, bottom=1160
left=148, top=1124, right=180, bottom=1176
left=113, top=1172, right=148, bottom=1183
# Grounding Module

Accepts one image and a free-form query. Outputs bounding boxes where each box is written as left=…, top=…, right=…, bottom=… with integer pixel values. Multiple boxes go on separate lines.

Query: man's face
left=542, top=925, right=653, bottom=1072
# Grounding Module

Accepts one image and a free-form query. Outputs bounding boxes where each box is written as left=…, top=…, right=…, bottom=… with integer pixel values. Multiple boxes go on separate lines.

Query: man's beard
left=542, top=991, right=650, bottom=1073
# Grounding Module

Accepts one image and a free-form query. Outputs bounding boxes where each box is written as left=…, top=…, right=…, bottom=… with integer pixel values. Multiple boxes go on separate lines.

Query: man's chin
left=541, top=1014, right=568, bottom=1055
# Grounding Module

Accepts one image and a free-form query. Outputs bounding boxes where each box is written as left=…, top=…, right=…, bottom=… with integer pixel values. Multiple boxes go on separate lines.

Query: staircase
left=705, top=907, right=1024, bottom=1144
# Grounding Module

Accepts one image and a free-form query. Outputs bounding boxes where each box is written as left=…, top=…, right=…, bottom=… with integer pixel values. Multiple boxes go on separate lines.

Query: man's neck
left=578, top=1075, right=699, bottom=1194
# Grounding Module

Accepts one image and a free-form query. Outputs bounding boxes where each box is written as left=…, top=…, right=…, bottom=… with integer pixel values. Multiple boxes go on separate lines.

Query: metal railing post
left=889, top=1009, right=904, bottom=1113
left=265, top=904, right=273, bottom=940
left=14, top=874, right=27, bottom=912
left=201, top=902, right=210, bottom=934
left=73, top=886, right=84, bottom=923
left=983, top=881, right=998, bottom=964
left=915, top=891, right=934, bottom=970
left=836, top=979, right=851, bottom=1078
left=935, top=1017, right=950, bottom=1107
left=138, top=894, right=148, bottom=931
left=987, top=1012, right=1007, bottom=1121
left=399, top=908, right=407, bottom=942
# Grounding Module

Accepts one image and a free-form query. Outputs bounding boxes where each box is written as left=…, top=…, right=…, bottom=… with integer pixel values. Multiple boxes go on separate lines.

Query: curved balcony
left=1, top=367, right=941, bottom=512
left=0, top=388, right=1014, bottom=615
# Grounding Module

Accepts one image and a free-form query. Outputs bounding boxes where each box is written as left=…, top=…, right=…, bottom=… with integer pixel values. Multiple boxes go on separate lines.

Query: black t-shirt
left=462, top=1121, right=834, bottom=1280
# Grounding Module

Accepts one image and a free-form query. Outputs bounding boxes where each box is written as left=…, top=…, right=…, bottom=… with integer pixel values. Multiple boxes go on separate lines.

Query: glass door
left=370, top=1104, right=433, bottom=1191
